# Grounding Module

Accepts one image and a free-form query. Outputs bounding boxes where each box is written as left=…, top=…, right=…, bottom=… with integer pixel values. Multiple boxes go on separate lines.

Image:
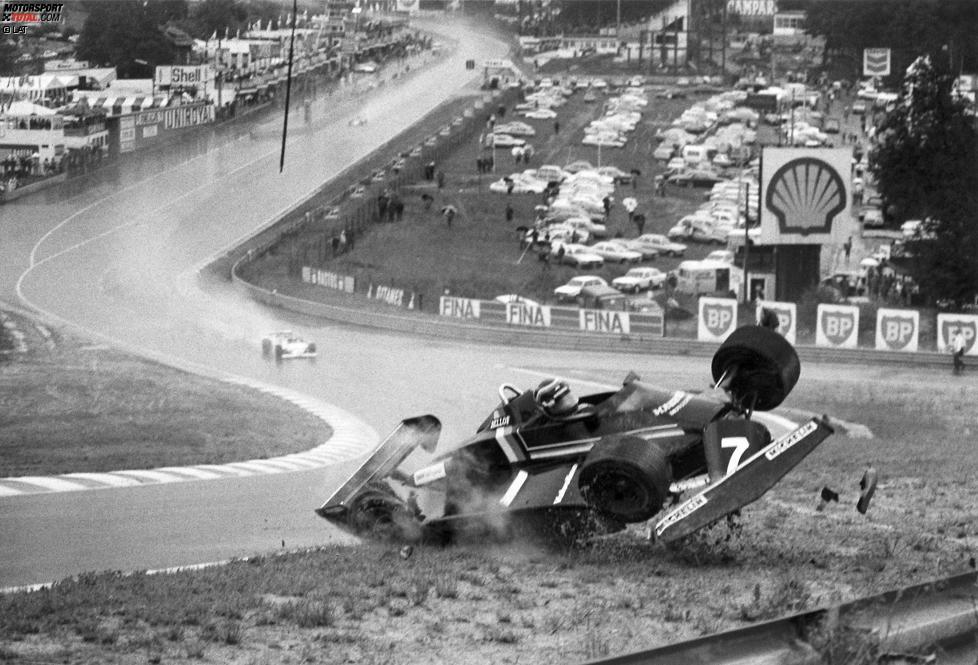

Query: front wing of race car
left=653, top=416, right=834, bottom=543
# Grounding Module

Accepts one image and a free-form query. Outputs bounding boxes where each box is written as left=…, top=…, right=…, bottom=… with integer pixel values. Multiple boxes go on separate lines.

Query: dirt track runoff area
left=2, top=365, right=977, bottom=665
left=0, top=309, right=330, bottom=477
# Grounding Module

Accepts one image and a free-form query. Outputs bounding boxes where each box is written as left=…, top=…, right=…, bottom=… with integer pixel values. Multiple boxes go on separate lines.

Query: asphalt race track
left=0, top=19, right=938, bottom=589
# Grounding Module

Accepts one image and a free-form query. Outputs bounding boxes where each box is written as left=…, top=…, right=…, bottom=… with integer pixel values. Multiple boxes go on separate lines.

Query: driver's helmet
left=534, top=378, right=579, bottom=417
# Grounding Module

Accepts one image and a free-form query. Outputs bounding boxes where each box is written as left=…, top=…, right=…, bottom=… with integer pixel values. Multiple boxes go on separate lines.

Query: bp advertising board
left=759, top=148, right=852, bottom=246
left=815, top=304, right=859, bottom=349
left=936, top=313, right=978, bottom=356
left=755, top=301, right=796, bottom=344
left=875, top=308, right=919, bottom=352
left=698, top=297, right=738, bottom=342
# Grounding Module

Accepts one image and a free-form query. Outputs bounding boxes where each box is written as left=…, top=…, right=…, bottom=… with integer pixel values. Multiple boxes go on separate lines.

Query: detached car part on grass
left=317, top=326, right=833, bottom=544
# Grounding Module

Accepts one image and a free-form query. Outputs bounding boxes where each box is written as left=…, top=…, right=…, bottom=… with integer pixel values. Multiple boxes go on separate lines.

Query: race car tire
left=274, top=345, right=284, bottom=360
left=711, top=325, right=800, bottom=411
left=578, top=436, right=670, bottom=523
left=346, top=485, right=422, bottom=542
left=262, top=339, right=272, bottom=357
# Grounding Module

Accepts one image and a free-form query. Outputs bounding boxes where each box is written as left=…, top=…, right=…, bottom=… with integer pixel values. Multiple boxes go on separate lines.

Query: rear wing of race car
left=316, top=415, right=441, bottom=522
left=654, top=416, right=834, bottom=543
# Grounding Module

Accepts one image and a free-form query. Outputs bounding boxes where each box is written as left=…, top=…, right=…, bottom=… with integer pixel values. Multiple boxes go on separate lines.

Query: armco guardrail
left=581, top=571, right=978, bottom=665
left=230, top=267, right=954, bottom=367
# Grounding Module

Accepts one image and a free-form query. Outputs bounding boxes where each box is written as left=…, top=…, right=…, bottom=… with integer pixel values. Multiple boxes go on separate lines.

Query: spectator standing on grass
left=444, top=207, right=455, bottom=227
left=843, top=236, right=852, bottom=264
left=553, top=119, right=560, bottom=134
left=338, top=230, right=347, bottom=254
left=951, top=330, right=967, bottom=375
left=505, top=202, right=514, bottom=223
left=437, top=170, right=445, bottom=189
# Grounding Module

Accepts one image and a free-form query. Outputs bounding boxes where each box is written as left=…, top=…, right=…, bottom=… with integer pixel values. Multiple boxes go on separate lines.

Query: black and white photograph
left=1, top=0, right=978, bottom=662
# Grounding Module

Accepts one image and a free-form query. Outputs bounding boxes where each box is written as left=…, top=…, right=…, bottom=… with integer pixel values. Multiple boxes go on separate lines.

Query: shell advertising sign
left=759, top=148, right=853, bottom=246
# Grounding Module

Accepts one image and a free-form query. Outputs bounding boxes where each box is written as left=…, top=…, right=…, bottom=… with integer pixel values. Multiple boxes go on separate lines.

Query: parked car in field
left=637, top=234, right=687, bottom=257
left=563, top=160, right=595, bottom=173
left=496, top=122, right=537, bottom=136
left=489, top=133, right=526, bottom=147
left=524, top=108, right=558, bottom=119
left=860, top=206, right=884, bottom=227
left=610, top=238, right=660, bottom=261
left=612, top=267, right=667, bottom=293
left=554, top=243, right=605, bottom=270
left=705, top=249, right=736, bottom=264
left=553, top=275, right=607, bottom=301
left=667, top=169, right=725, bottom=187
left=562, top=216, right=608, bottom=238
left=589, top=241, right=643, bottom=264
left=597, top=166, right=632, bottom=183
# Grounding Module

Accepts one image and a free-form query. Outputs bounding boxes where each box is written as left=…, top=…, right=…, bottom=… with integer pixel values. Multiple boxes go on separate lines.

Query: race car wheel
left=307, top=343, right=317, bottom=354
left=711, top=325, right=800, bottom=411
left=346, top=486, right=422, bottom=542
left=274, top=345, right=284, bottom=361
left=262, top=339, right=272, bottom=357
left=578, top=436, right=670, bottom=523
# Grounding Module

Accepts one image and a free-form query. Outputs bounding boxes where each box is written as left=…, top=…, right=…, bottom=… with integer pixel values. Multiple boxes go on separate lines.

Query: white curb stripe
left=63, top=472, right=143, bottom=488
left=9, top=477, right=89, bottom=492
left=114, top=470, right=190, bottom=484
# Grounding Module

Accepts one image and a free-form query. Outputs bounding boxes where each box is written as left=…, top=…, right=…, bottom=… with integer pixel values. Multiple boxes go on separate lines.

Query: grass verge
left=1, top=375, right=975, bottom=664
left=0, top=310, right=331, bottom=477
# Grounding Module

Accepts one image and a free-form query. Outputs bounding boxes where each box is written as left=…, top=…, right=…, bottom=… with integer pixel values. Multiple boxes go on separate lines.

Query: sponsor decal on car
left=653, top=391, right=692, bottom=416
left=654, top=493, right=707, bottom=537
left=413, top=461, right=447, bottom=486
left=764, top=420, right=818, bottom=461
left=489, top=412, right=511, bottom=429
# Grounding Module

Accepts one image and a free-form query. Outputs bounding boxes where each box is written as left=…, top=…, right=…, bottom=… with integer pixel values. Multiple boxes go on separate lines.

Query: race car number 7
left=721, top=436, right=751, bottom=475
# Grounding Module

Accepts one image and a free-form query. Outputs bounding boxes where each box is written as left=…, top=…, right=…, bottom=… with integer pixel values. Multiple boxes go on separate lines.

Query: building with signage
left=772, top=10, right=805, bottom=38
left=740, top=147, right=855, bottom=302
left=0, top=101, right=107, bottom=163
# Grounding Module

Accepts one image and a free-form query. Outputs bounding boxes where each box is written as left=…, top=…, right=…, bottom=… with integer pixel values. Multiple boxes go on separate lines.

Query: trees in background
left=870, top=54, right=978, bottom=306
left=76, top=0, right=188, bottom=77
left=789, top=0, right=978, bottom=83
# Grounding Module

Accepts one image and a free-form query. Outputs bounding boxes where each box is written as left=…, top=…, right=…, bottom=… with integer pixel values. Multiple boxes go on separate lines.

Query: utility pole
left=742, top=180, right=751, bottom=304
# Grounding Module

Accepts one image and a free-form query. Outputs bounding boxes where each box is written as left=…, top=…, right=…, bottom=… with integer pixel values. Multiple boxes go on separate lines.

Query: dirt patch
left=0, top=310, right=331, bottom=477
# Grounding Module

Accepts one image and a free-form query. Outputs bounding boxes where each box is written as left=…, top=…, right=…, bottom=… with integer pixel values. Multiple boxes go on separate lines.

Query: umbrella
left=860, top=257, right=879, bottom=268
left=440, top=205, right=457, bottom=215
left=622, top=196, right=638, bottom=211
left=629, top=168, right=642, bottom=177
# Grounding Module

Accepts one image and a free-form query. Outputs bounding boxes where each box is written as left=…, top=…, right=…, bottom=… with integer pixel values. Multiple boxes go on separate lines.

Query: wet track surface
left=0, top=20, right=936, bottom=588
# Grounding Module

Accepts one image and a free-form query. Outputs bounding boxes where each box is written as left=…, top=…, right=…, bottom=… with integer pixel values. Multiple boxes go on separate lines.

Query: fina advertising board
left=759, top=148, right=852, bottom=246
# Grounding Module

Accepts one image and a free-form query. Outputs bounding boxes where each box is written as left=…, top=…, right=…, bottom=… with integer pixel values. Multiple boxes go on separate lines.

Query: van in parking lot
left=577, top=284, right=629, bottom=311
left=674, top=259, right=743, bottom=298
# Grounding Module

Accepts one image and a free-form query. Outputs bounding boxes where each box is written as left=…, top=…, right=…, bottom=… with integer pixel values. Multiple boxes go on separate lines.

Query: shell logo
left=765, top=157, right=847, bottom=235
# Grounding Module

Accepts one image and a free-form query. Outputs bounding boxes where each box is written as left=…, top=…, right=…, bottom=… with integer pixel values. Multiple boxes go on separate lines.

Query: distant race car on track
left=262, top=331, right=317, bottom=361
left=318, top=326, right=834, bottom=545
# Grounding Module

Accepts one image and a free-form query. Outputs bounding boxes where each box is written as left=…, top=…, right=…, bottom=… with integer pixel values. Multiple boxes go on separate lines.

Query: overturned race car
left=317, top=325, right=833, bottom=544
